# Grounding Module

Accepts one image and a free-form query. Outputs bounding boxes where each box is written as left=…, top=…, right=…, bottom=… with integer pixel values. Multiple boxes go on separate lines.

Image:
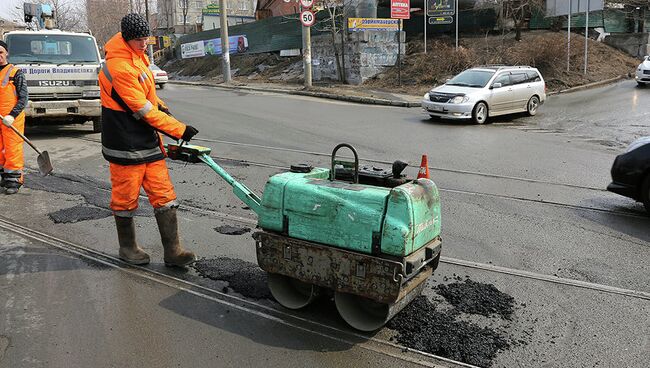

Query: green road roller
left=166, top=142, right=442, bottom=331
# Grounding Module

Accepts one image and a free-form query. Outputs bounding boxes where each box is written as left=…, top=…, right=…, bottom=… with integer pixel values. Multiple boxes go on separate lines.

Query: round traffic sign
left=300, top=10, right=315, bottom=27
left=300, top=0, right=314, bottom=8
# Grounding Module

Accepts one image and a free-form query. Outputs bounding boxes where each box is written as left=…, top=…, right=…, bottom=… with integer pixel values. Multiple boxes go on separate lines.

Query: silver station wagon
left=422, top=66, right=546, bottom=124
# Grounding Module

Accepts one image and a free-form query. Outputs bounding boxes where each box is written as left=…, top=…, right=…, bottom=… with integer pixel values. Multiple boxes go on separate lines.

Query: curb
left=548, top=75, right=627, bottom=96
left=168, top=80, right=421, bottom=108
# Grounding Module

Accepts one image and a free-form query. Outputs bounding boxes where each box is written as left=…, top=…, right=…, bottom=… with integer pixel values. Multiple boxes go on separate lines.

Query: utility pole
left=219, top=0, right=232, bottom=83
left=423, top=0, right=427, bottom=54
left=566, top=0, right=573, bottom=72
left=145, top=0, right=154, bottom=62
left=302, top=23, right=312, bottom=88
left=584, top=0, right=589, bottom=74
left=455, top=0, right=458, bottom=50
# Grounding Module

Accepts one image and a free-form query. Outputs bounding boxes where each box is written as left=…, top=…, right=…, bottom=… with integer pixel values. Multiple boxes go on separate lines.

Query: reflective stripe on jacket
left=99, top=32, right=186, bottom=165
left=0, top=64, right=19, bottom=115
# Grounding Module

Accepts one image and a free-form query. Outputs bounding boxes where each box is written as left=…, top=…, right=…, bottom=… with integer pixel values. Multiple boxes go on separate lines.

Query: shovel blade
left=37, top=151, right=53, bottom=176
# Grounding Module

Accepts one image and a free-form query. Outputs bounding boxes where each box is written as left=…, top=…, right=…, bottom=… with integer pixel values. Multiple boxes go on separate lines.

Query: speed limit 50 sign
left=300, top=10, right=315, bottom=27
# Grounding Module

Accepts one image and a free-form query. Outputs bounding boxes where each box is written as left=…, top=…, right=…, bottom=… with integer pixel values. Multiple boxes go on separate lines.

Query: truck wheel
left=642, top=174, right=650, bottom=214
left=92, top=117, right=102, bottom=133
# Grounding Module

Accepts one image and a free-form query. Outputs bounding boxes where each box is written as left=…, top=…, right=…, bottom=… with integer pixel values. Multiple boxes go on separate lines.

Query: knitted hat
left=121, top=13, right=150, bottom=41
left=0, top=41, right=7, bottom=52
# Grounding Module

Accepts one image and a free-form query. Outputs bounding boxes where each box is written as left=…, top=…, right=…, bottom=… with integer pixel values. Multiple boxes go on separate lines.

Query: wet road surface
left=1, top=81, right=649, bottom=367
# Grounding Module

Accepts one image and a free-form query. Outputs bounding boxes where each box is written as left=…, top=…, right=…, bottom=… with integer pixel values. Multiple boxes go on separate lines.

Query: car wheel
left=527, top=96, right=540, bottom=116
left=429, top=114, right=439, bottom=121
left=642, top=174, right=650, bottom=214
left=472, top=102, right=488, bottom=124
left=92, top=117, right=102, bottom=133
left=637, top=82, right=645, bottom=87
left=158, top=84, right=165, bottom=89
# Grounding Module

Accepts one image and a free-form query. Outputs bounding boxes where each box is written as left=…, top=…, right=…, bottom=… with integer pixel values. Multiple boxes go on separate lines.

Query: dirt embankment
left=162, top=30, right=639, bottom=95
left=368, top=30, right=639, bottom=95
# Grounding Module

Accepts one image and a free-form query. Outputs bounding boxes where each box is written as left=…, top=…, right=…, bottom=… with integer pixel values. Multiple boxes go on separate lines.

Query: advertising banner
left=181, top=35, right=249, bottom=59
left=180, top=41, right=205, bottom=59
left=348, top=18, right=400, bottom=32
left=427, top=0, right=455, bottom=17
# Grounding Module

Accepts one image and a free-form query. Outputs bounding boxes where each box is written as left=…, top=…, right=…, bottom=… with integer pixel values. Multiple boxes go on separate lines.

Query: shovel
left=0, top=114, right=53, bottom=176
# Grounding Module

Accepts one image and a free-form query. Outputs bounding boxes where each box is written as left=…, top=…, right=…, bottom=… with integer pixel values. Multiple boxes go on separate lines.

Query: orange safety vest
left=0, top=64, right=23, bottom=117
left=99, top=32, right=186, bottom=165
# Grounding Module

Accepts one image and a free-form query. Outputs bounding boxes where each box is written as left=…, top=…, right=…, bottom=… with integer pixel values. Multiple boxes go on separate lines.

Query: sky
left=0, top=0, right=27, bottom=23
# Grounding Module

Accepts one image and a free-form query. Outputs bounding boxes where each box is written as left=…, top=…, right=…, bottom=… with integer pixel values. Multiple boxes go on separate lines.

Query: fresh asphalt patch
left=194, top=253, right=527, bottom=367
left=387, top=277, right=526, bottom=367
left=25, top=172, right=152, bottom=222
left=193, top=257, right=272, bottom=299
left=214, top=225, right=251, bottom=235
left=48, top=204, right=113, bottom=224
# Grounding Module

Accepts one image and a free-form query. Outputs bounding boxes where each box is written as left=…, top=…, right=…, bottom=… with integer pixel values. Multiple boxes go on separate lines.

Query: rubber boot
left=4, top=182, right=21, bottom=195
left=154, top=207, right=196, bottom=267
left=115, top=216, right=151, bottom=265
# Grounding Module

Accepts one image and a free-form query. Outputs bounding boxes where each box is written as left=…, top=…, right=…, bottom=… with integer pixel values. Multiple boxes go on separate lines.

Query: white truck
left=3, top=29, right=103, bottom=132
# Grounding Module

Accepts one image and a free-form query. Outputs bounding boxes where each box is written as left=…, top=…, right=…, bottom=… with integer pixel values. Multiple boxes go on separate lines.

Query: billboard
left=427, top=0, right=455, bottom=17
left=546, top=0, right=604, bottom=17
left=348, top=18, right=400, bottom=32
left=181, top=35, right=249, bottom=59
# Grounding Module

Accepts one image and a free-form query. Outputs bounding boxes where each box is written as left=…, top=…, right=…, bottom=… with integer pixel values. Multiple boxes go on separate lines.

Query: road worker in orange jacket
left=0, top=40, right=28, bottom=195
left=99, top=14, right=199, bottom=267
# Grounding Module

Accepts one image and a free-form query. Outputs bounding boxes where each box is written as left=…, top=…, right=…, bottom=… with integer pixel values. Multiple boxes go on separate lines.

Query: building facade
left=157, top=0, right=256, bottom=35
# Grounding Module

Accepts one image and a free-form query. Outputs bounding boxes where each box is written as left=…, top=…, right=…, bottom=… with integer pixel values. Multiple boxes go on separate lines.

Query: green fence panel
left=530, top=9, right=630, bottom=33
left=177, top=13, right=332, bottom=55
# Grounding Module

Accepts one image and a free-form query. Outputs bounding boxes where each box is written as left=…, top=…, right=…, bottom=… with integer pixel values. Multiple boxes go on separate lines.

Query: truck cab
left=3, top=30, right=102, bottom=132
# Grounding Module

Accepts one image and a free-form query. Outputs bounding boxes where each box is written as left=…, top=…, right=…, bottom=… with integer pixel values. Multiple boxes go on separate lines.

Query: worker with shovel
left=100, top=14, right=199, bottom=267
left=0, top=40, right=28, bottom=195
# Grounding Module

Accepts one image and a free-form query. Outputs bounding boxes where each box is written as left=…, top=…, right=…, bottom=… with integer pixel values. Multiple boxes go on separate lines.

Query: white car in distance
left=635, top=56, right=650, bottom=86
left=422, top=66, right=547, bottom=124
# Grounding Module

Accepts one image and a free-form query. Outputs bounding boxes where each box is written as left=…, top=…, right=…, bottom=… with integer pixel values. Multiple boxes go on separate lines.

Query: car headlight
left=424, top=93, right=430, bottom=99
left=625, top=136, right=650, bottom=153
left=450, top=95, right=470, bottom=104
left=82, top=90, right=100, bottom=98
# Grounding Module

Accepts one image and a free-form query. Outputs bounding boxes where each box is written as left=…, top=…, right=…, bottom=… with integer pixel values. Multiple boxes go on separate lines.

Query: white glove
left=2, top=115, right=14, bottom=127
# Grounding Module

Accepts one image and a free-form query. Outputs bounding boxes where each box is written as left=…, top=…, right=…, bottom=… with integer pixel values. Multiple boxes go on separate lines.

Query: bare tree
left=180, top=0, right=190, bottom=33
left=86, top=0, right=131, bottom=47
left=317, top=0, right=351, bottom=83
left=489, top=0, right=545, bottom=41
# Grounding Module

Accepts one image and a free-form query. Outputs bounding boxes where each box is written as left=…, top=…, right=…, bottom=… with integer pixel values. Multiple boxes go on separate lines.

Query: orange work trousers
left=109, top=159, right=177, bottom=217
left=0, top=114, right=25, bottom=184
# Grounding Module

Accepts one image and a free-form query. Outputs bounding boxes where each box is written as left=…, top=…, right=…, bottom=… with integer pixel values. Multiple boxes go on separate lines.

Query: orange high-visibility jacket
left=0, top=64, right=25, bottom=118
left=99, top=32, right=185, bottom=165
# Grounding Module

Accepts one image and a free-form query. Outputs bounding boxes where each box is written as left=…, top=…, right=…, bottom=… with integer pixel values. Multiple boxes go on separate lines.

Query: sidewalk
left=169, top=74, right=629, bottom=107
left=168, top=79, right=423, bottom=107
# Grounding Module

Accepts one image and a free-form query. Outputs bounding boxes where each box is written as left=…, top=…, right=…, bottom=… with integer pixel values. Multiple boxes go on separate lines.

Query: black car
left=607, top=137, right=650, bottom=213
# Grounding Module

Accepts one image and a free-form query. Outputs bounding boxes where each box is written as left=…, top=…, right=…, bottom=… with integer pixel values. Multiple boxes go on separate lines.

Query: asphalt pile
left=387, top=278, right=520, bottom=367
left=193, top=257, right=272, bottom=299
left=436, top=279, right=515, bottom=319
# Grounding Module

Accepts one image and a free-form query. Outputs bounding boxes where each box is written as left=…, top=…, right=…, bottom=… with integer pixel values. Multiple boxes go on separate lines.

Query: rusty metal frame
left=253, top=231, right=441, bottom=304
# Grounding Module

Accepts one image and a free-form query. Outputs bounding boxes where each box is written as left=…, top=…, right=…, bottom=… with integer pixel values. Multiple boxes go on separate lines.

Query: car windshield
left=446, top=69, right=495, bottom=88
left=6, top=33, right=99, bottom=65
left=150, top=65, right=161, bottom=71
